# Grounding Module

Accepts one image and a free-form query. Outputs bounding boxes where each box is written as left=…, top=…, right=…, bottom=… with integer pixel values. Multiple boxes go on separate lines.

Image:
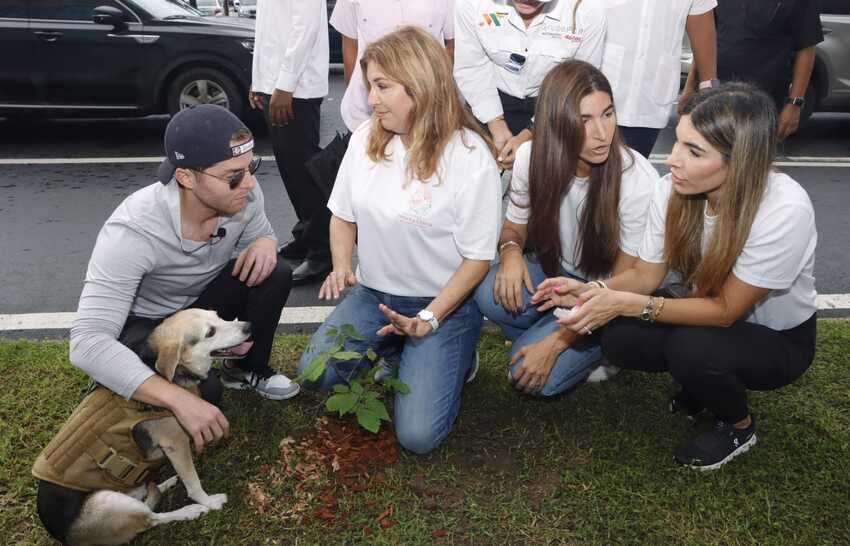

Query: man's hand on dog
left=171, top=394, right=230, bottom=455
left=233, top=237, right=277, bottom=287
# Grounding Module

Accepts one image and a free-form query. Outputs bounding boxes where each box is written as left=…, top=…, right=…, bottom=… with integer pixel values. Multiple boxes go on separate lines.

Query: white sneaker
left=221, top=363, right=300, bottom=400
left=373, top=358, right=394, bottom=383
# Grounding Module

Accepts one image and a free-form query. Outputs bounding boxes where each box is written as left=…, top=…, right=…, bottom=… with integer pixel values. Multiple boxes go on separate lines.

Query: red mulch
left=247, top=417, right=399, bottom=526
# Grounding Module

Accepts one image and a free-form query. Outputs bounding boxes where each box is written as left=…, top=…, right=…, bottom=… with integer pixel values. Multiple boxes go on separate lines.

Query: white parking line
left=2, top=155, right=850, bottom=167
left=1, top=296, right=848, bottom=331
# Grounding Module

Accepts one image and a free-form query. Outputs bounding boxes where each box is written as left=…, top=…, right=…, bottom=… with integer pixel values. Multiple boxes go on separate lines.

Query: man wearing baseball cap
left=70, top=105, right=298, bottom=454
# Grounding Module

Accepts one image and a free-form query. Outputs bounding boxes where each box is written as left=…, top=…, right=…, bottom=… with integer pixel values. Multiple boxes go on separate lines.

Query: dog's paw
left=180, top=503, right=211, bottom=520
left=203, top=493, right=228, bottom=510
left=586, top=364, right=620, bottom=383
left=157, top=476, right=180, bottom=493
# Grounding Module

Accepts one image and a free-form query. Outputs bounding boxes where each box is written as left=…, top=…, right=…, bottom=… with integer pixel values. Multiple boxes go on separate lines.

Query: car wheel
left=167, top=67, right=244, bottom=120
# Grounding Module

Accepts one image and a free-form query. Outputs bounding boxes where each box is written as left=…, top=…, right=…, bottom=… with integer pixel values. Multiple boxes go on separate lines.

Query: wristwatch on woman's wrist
left=639, top=296, right=657, bottom=322
left=417, top=309, right=439, bottom=331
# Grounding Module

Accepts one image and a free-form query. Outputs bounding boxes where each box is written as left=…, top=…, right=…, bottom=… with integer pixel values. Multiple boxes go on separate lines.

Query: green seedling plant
left=297, top=324, right=410, bottom=433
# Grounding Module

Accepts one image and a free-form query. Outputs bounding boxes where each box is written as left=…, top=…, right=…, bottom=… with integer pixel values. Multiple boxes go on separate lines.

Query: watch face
left=418, top=310, right=434, bottom=321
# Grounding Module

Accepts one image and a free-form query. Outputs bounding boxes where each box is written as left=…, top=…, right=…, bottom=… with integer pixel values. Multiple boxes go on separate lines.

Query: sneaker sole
left=684, top=433, right=758, bottom=471
left=254, top=384, right=301, bottom=401
left=221, top=377, right=301, bottom=400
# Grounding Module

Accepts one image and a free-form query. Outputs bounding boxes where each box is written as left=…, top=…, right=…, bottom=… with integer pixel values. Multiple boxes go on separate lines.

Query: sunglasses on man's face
left=195, top=156, right=262, bottom=190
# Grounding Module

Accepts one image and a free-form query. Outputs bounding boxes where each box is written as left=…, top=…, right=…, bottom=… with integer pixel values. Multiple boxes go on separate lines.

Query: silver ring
left=583, top=326, right=593, bottom=335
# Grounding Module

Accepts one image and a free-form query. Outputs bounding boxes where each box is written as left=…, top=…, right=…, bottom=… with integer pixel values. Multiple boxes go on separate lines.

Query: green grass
left=2, top=321, right=849, bottom=545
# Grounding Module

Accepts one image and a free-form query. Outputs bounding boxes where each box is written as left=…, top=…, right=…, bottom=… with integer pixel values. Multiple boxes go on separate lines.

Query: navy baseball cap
left=157, top=104, right=253, bottom=184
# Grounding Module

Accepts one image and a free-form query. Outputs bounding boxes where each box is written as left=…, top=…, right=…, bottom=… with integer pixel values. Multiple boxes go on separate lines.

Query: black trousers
left=618, top=126, right=661, bottom=159
left=263, top=94, right=330, bottom=262
left=119, top=259, right=293, bottom=384
left=601, top=314, right=817, bottom=423
left=498, top=90, right=537, bottom=135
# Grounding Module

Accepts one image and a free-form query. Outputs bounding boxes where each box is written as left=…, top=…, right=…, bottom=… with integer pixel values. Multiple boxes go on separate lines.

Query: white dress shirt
left=454, top=0, right=606, bottom=125
left=331, top=0, right=454, bottom=132
left=251, top=0, right=329, bottom=98
left=601, top=0, right=716, bottom=129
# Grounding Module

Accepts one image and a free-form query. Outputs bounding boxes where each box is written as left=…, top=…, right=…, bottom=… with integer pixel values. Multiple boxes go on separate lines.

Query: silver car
left=681, top=2, right=850, bottom=124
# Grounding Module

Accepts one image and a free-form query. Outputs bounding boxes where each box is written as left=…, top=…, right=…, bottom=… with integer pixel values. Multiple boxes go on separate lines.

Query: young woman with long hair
left=535, top=83, right=818, bottom=470
left=297, top=26, right=501, bottom=454
left=474, top=60, right=659, bottom=397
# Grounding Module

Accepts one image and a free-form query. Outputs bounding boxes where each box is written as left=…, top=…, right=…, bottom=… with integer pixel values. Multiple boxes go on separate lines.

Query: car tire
left=167, top=67, right=244, bottom=120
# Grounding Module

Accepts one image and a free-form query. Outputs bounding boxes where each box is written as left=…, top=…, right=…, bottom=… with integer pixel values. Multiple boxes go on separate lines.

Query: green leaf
left=326, top=392, right=359, bottom=416
left=385, top=378, right=411, bottom=395
left=350, top=381, right=364, bottom=395
left=332, top=350, right=362, bottom=361
left=332, top=384, right=351, bottom=394
left=296, top=352, right=329, bottom=383
left=324, top=326, right=339, bottom=338
left=366, top=348, right=378, bottom=362
left=355, top=406, right=381, bottom=433
left=363, top=397, right=391, bottom=421
left=341, top=323, right=366, bottom=341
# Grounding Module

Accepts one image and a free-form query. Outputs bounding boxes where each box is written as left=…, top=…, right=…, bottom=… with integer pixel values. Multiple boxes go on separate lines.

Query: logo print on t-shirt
left=398, top=184, right=433, bottom=228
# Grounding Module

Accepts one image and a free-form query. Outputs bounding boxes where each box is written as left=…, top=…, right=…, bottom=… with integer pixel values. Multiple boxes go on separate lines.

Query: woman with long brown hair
left=474, top=60, right=659, bottom=397
left=297, top=26, right=501, bottom=454
left=535, top=83, right=818, bottom=470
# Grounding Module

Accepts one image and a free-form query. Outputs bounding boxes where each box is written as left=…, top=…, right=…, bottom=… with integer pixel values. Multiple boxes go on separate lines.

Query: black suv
left=0, top=0, right=256, bottom=121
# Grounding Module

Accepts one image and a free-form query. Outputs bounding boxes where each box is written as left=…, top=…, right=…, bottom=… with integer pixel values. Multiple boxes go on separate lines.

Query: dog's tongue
left=227, top=341, right=253, bottom=356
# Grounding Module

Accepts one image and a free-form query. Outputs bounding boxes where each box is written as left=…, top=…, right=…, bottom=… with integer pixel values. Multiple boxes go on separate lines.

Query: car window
left=132, top=0, right=204, bottom=19
left=29, top=0, right=135, bottom=22
left=0, top=0, right=28, bottom=18
left=820, top=0, right=850, bottom=15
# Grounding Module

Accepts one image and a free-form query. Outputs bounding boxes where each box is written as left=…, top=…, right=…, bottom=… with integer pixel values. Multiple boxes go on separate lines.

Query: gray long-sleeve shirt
left=69, top=180, right=276, bottom=399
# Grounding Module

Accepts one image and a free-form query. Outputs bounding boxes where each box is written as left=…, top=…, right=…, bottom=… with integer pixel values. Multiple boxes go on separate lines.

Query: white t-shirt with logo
left=639, top=173, right=818, bottom=331
left=505, top=141, right=658, bottom=279
left=328, top=122, right=502, bottom=297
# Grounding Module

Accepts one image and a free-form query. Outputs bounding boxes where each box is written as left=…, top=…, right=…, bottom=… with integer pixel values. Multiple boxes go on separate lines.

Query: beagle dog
left=34, top=309, right=252, bottom=546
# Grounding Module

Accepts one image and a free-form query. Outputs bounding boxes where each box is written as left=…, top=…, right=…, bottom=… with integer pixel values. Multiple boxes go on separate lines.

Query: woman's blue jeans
left=298, top=284, right=481, bottom=454
left=473, top=256, right=601, bottom=397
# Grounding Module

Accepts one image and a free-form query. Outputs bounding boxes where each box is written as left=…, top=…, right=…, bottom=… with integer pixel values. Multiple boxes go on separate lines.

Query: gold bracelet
left=498, top=240, right=521, bottom=254
left=651, top=296, right=665, bottom=322
left=590, top=279, right=609, bottom=290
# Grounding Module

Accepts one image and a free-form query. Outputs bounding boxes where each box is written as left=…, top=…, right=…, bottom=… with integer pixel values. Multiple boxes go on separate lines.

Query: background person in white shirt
left=474, top=60, right=657, bottom=397
left=601, top=0, right=717, bottom=158
left=454, top=0, right=606, bottom=169
left=249, top=0, right=331, bottom=284
left=297, top=27, right=502, bottom=455
left=330, top=0, right=455, bottom=134
left=536, top=84, right=818, bottom=471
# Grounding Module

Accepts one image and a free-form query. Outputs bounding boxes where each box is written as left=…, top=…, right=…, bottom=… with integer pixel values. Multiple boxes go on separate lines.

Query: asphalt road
left=1, top=73, right=848, bottom=321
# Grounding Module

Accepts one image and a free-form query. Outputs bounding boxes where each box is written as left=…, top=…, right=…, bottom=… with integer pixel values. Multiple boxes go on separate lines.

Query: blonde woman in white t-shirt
left=474, top=60, right=657, bottom=398
left=535, top=84, right=818, bottom=470
left=297, top=27, right=501, bottom=455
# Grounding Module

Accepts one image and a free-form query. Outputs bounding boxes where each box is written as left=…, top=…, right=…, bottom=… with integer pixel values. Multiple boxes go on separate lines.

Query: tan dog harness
left=32, top=386, right=173, bottom=492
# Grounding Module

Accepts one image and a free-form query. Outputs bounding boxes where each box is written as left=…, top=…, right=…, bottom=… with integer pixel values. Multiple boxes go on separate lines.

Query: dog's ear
left=153, top=336, right=183, bottom=382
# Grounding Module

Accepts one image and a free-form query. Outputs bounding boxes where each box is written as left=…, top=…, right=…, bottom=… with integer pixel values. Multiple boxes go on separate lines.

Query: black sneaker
left=675, top=416, right=757, bottom=471
left=669, top=390, right=706, bottom=420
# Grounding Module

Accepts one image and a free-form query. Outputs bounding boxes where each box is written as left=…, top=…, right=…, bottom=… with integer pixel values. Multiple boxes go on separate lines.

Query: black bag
left=304, top=131, right=352, bottom=199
